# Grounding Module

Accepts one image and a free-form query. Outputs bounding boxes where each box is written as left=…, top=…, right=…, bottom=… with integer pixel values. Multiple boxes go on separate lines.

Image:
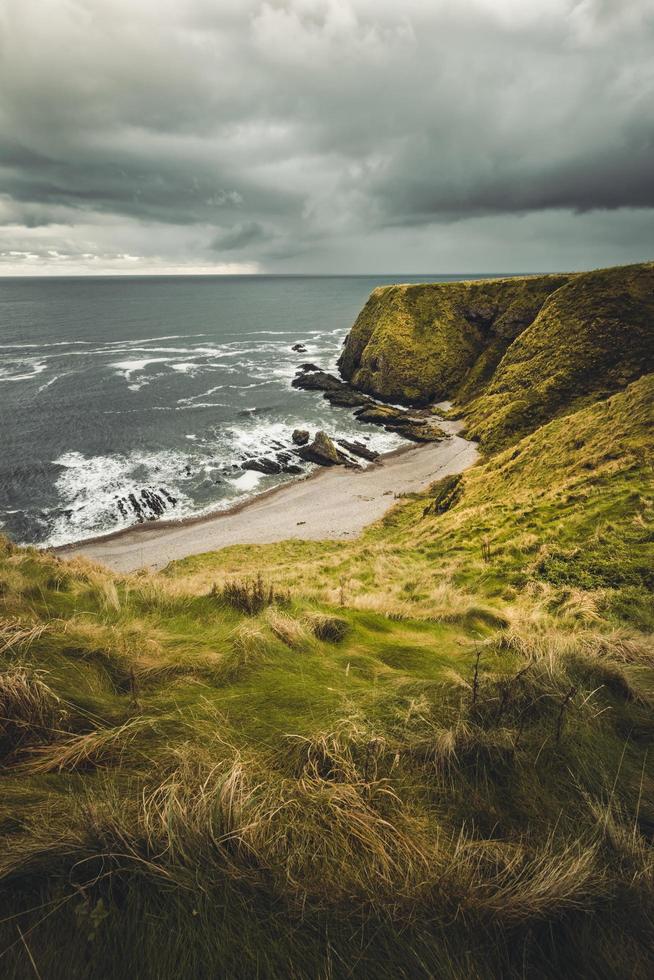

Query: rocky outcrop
left=291, top=370, right=343, bottom=393
left=296, top=431, right=354, bottom=467
left=292, top=429, right=310, bottom=446
left=242, top=458, right=282, bottom=475
left=323, top=388, right=373, bottom=408
left=354, top=404, right=446, bottom=443
left=243, top=454, right=304, bottom=475
left=116, top=487, right=178, bottom=523
left=337, top=439, right=380, bottom=462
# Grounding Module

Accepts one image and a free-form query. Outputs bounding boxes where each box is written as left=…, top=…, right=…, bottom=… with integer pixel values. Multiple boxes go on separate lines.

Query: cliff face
left=338, top=273, right=570, bottom=405
left=339, top=262, right=654, bottom=448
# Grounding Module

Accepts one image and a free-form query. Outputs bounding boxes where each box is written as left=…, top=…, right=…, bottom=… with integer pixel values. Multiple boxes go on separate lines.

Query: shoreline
left=52, top=438, right=412, bottom=550
left=55, top=423, right=478, bottom=573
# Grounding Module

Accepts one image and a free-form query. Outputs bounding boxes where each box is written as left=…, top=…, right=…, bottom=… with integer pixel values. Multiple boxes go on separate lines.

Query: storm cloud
left=0, top=0, right=652, bottom=273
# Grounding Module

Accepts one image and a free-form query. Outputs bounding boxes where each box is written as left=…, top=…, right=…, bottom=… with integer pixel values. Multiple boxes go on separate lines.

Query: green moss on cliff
left=339, top=262, right=654, bottom=451
left=338, top=273, right=570, bottom=405
left=464, top=262, right=654, bottom=449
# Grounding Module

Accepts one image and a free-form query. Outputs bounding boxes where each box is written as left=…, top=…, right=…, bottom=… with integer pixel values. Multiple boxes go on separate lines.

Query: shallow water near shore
left=0, top=273, right=488, bottom=547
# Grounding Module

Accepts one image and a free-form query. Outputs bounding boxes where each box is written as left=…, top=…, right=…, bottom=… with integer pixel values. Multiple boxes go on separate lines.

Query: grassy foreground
left=1, top=267, right=653, bottom=978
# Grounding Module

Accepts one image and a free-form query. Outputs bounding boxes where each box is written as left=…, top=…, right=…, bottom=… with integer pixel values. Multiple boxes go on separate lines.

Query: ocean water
left=0, top=274, right=473, bottom=547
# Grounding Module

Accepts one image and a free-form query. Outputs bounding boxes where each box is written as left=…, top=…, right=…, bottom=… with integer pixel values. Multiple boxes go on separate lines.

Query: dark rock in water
left=292, top=343, right=308, bottom=352
left=297, top=362, right=321, bottom=373
left=291, top=364, right=373, bottom=407
left=282, top=464, right=304, bottom=475
left=296, top=431, right=352, bottom=467
left=242, top=457, right=282, bottom=475
left=324, top=388, right=373, bottom=408
left=292, top=429, right=310, bottom=446
left=117, top=486, right=177, bottom=523
left=291, top=370, right=343, bottom=393
left=141, top=488, right=166, bottom=518
left=337, top=439, right=380, bottom=462
left=160, top=488, right=178, bottom=505
left=127, top=493, right=144, bottom=522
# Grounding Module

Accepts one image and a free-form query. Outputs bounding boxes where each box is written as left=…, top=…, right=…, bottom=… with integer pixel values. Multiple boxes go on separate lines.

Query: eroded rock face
left=296, top=431, right=352, bottom=467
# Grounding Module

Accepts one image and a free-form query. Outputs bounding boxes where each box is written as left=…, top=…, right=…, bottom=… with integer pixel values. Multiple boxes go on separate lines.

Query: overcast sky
left=0, top=0, right=652, bottom=274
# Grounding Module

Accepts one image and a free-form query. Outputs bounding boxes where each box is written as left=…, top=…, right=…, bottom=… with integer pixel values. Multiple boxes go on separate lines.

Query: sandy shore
left=56, top=422, right=478, bottom=573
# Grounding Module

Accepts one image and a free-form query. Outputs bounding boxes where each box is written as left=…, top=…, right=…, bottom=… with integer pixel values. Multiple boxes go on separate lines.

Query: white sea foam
left=0, top=360, right=48, bottom=382
left=0, top=340, right=90, bottom=350
left=37, top=374, right=64, bottom=393
left=47, top=449, right=195, bottom=547
left=229, top=470, right=264, bottom=492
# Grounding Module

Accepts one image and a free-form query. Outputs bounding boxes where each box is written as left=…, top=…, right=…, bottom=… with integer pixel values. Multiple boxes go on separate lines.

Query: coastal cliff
left=339, top=262, right=654, bottom=448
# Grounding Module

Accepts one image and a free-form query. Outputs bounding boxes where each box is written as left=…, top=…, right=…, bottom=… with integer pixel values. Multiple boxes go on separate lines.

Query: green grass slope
left=1, top=383, right=652, bottom=978
left=171, top=372, right=654, bottom=630
left=464, top=262, right=654, bottom=449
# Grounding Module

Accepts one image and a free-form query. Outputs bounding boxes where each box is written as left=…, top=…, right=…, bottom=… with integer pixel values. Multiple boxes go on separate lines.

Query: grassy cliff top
left=339, top=262, right=654, bottom=449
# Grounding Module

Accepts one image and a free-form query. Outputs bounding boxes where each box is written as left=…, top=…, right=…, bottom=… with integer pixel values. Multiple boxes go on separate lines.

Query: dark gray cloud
left=0, top=0, right=652, bottom=274
left=210, top=222, right=272, bottom=251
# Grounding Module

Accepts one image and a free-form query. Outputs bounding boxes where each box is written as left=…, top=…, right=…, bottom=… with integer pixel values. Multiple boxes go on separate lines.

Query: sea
left=0, top=274, right=475, bottom=548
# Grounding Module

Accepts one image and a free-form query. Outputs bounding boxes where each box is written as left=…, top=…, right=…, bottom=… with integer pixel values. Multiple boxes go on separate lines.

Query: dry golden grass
left=217, top=622, right=271, bottom=681
left=19, top=717, right=154, bottom=774
left=0, top=617, right=50, bottom=656
left=0, top=667, right=67, bottom=752
left=264, top=608, right=312, bottom=650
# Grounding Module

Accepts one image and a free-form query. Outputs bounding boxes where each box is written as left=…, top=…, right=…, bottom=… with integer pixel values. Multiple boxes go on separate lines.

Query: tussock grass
left=0, top=667, right=66, bottom=755
left=212, top=572, right=290, bottom=616
left=0, top=618, right=50, bottom=656
left=18, top=717, right=155, bottom=774
left=305, top=612, right=350, bottom=643
left=264, top=608, right=311, bottom=650
left=217, top=622, right=271, bottom=681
